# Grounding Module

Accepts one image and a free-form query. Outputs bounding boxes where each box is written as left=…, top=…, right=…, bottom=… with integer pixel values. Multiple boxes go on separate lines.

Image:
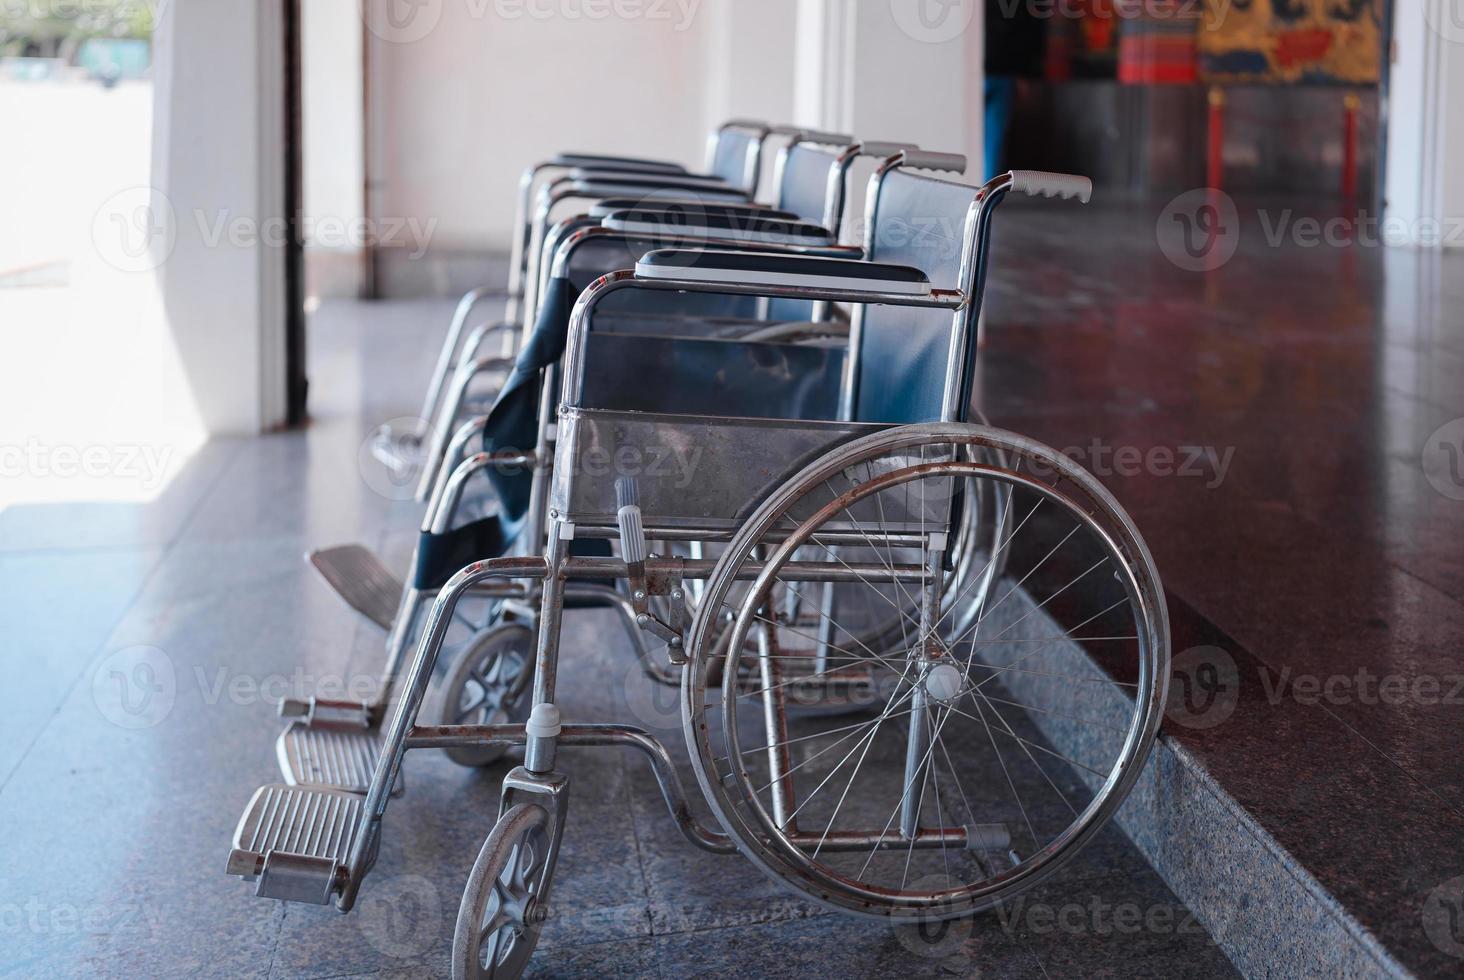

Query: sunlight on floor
left=0, top=78, right=204, bottom=513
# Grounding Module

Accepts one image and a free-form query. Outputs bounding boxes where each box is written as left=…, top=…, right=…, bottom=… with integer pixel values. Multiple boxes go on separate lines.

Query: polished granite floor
left=977, top=196, right=1464, bottom=976
left=3, top=193, right=1460, bottom=978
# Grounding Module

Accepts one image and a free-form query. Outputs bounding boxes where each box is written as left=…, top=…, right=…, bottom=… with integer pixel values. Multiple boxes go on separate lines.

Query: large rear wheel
left=682, top=424, right=1169, bottom=921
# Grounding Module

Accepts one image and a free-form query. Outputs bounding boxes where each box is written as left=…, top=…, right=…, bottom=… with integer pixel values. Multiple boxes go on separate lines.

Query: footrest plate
left=308, top=544, right=403, bottom=631
left=277, top=721, right=401, bottom=795
left=226, top=784, right=364, bottom=904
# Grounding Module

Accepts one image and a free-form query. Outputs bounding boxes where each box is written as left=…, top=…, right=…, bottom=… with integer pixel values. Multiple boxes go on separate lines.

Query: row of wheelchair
left=225, top=120, right=1171, bottom=979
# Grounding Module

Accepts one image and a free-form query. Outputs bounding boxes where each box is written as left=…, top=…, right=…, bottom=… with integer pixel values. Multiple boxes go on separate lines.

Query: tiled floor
left=0, top=287, right=1233, bottom=977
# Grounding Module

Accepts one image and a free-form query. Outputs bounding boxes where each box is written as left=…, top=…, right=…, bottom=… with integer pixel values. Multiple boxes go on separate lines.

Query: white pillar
left=700, top=0, right=800, bottom=133
left=303, top=0, right=366, bottom=298
left=151, top=0, right=290, bottom=433
left=1384, top=0, right=1464, bottom=247
left=794, top=0, right=983, bottom=171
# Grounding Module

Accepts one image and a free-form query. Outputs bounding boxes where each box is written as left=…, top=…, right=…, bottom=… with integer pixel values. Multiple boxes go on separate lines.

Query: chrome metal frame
left=382, top=120, right=778, bottom=466
left=240, top=165, right=1148, bottom=980
left=416, top=138, right=927, bottom=505
left=325, top=159, right=1000, bottom=901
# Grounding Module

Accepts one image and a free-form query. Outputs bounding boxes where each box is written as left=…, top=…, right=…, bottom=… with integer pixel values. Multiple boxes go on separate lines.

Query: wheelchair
left=289, top=134, right=938, bottom=782
left=227, top=154, right=1171, bottom=980
left=370, top=119, right=787, bottom=480
left=410, top=125, right=879, bottom=502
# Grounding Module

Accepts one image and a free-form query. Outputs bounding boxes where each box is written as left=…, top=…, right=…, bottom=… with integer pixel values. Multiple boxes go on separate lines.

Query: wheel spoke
left=807, top=664, right=920, bottom=857
left=931, top=479, right=1032, bottom=637
left=855, top=702, right=959, bottom=879
left=964, top=595, right=1131, bottom=694
left=953, top=694, right=1105, bottom=777
left=759, top=683, right=919, bottom=799
left=687, top=442, right=1166, bottom=917
left=822, top=475, right=926, bottom=625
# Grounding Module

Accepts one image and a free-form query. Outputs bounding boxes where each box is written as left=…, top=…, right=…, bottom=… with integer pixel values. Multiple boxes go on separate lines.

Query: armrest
left=551, top=153, right=685, bottom=175
left=562, top=179, right=749, bottom=205
left=588, top=198, right=794, bottom=221
left=549, top=227, right=860, bottom=280
left=566, top=168, right=733, bottom=191
left=603, top=208, right=833, bottom=247
left=634, top=249, right=931, bottom=296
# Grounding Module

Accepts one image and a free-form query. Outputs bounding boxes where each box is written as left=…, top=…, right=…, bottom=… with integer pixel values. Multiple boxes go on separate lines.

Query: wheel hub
left=922, top=662, right=965, bottom=702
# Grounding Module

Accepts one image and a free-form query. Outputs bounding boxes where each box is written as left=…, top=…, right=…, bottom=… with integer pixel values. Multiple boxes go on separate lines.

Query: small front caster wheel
left=431, top=623, right=534, bottom=767
left=452, top=803, right=551, bottom=980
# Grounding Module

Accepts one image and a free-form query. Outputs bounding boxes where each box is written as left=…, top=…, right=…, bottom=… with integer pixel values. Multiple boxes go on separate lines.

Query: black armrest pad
left=589, top=198, right=796, bottom=221
left=603, top=209, right=833, bottom=246
left=552, top=153, right=684, bottom=174
left=636, top=249, right=931, bottom=295
left=567, top=168, right=732, bottom=190
left=565, top=178, right=749, bottom=205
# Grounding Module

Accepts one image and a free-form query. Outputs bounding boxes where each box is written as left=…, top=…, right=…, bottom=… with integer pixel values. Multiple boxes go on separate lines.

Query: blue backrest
left=769, top=141, right=843, bottom=323
left=709, top=127, right=762, bottom=192
left=853, top=169, right=977, bottom=424
left=776, top=142, right=840, bottom=226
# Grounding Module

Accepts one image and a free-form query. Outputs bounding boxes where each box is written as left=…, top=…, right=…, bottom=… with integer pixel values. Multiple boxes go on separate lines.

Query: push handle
left=899, top=150, right=968, bottom=174
left=1009, top=170, right=1093, bottom=204
left=857, top=144, right=967, bottom=173
left=858, top=141, right=921, bottom=159
left=798, top=129, right=857, bottom=146
left=772, top=124, right=855, bottom=145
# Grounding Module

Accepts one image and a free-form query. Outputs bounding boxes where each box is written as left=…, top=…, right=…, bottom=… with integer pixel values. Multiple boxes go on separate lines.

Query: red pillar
left=1341, top=92, right=1360, bottom=202
left=1207, top=87, right=1225, bottom=191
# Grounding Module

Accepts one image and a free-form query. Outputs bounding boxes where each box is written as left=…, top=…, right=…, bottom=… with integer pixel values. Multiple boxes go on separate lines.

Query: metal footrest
left=277, top=721, right=401, bottom=795
left=308, top=544, right=403, bottom=631
left=226, top=784, right=364, bottom=904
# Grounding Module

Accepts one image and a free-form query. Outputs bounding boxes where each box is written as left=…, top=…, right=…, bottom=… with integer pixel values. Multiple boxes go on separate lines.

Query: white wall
left=700, top=0, right=799, bottom=138
left=369, top=0, right=731, bottom=252
left=795, top=0, right=982, bottom=180
left=303, top=0, right=365, bottom=283
left=359, top=0, right=984, bottom=257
